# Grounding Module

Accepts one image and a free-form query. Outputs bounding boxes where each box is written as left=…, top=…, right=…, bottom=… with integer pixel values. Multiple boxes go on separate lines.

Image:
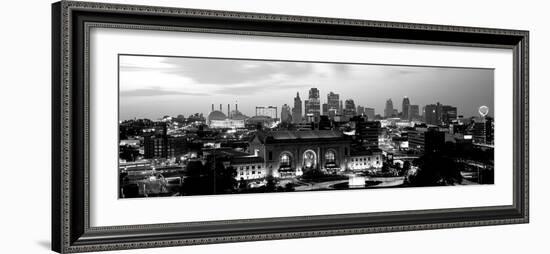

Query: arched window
left=302, top=150, right=317, bottom=169
left=280, top=153, right=291, bottom=167
left=325, top=150, right=336, bottom=163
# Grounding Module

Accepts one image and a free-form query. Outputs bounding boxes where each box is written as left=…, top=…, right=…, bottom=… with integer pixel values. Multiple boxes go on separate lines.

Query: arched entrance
left=278, top=152, right=295, bottom=178
left=302, top=149, right=317, bottom=170
left=324, top=149, right=340, bottom=173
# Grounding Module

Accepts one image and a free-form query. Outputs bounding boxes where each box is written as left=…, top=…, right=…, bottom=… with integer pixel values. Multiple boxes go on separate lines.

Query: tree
left=402, top=161, right=411, bottom=176
left=182, top=160, right=211, bottom=195
left=119, top=145, right=139, bottom=162
left=301, top=169, right=326, bottom=180
left=409, top=152, right=463, bottom=186
left=215, top=165, right=237, bottom=194
left=265, top=175, right=277, bottom=192
left=238, top=177, right=248, bottom=190
left=284, top=182, right=295, bottom=192
left=381, top=162, right=390, bottom=172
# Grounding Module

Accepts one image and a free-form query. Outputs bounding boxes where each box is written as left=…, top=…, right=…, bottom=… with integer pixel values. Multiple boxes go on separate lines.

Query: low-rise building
left=347, top=149, right=383, bottom=171
left=231, top=156, right=266, bottom=180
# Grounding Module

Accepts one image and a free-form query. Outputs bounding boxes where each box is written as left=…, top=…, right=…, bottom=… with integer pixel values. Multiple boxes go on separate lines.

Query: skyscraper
left=402, top=97, right=410, bottom=120
left=343, top=99, right=356, bottom=120
left=471, top=116, right=494, bottom=144
left=327, top=92, right=340, bottom=115
left=292, top=92, right=302, bottom=124
left=384, top=99, right=394, bottom=118
left=441, top=105, right=458, bottom=125
left=424, top=102, right=444, bottom=125
left=364, top=108, right=375, bottom=120
left=357, top=105, right=365, bottom=116
left=322, top=103, right=329, bottom=116
left=309, top=87, right=320, bottom=99
left=281, top=104, right=292, bottom=123
left=351, top=116, right=381, bottom=150
left=304, top=88, right=321, bottom=123
left=424, top=103, right=440, bottom=125
left=408, top=105, right=420, bottom=121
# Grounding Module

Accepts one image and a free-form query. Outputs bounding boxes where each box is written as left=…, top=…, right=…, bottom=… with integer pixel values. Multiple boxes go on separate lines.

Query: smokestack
left=211, top=104, right=214, bottom=112
left=219, top=104, right=222, bottom=111
left=227, top=104, right=230, bottom=117
left=235, top=103, right=238, bottom=113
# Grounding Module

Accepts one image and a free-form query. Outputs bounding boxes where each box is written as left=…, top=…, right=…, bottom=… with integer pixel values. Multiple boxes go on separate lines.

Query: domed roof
left=207, top=110, right=227, bottom=121
left=230, top=113, right=248, bottom=121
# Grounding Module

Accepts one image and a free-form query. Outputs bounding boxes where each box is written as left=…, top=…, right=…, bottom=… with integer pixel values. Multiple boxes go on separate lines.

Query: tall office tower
left=408, top=105, right=420, bottom=121
left=424, top=102, right=442, bottom=125
left=441, top=105, right=458, bottom=125
left=357, top=105, right=365, bottom=116
left=327, top=91, right=340, bottom=116
left=343, top=99, right=356, bottom=120
left=384, top=99, right=394, bottom=118
left=322, top=103, right=329, bottom=116
left=364, top=108, right=375, bottom=120
left=472, top=116, right=494, bottom=144
left=281, top=104, right=292, bottom=123
left=352, top=118, right=381, bottom=150
left=292, top=92, right=303, bottom=124
left=304, top=88, right=321, bottom=123
left=402, top=97, right=410, bottom=120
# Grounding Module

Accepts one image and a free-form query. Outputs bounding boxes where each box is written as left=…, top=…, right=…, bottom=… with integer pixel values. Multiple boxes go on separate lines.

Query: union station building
left=248, top=130, right=381, bottom=178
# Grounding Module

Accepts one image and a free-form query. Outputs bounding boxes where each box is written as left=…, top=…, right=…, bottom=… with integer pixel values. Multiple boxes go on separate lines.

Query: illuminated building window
left=325, top=151, right=336, bottom=163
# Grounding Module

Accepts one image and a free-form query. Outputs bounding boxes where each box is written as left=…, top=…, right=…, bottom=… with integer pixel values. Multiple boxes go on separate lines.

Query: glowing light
left=479, top=105, right=489, bottom=117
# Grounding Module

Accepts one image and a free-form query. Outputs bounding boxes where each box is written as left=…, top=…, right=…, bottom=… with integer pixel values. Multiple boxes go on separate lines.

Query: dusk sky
left=119, top=55, right=494, bottom=121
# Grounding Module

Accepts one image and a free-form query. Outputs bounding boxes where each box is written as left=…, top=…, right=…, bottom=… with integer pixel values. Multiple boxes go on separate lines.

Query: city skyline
left=119, top=55, right=494, bottom=120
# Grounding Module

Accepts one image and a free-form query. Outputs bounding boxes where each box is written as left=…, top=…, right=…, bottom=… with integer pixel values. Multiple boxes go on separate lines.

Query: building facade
left=441, top=105, right=458, bottom=125
left=327, top=92, right=340, bottom=117
left=364, top=108, right=375, bottom=120
left=471, top=117, right=494, bottom=144
left=207, top=105, right=246, bottom=129
left=248, top=130, right=353, bottom=178
left=255, top=106, right=278, bottom=119
left=347, top=149, right=383, bottom=171
left=384, top=99, right=394, bottom=118
left=351, top=117, right=381, bottom=150
left=408, top=127, right=446, bottom=153
left=402, top=97, right=410, bottom=120
left=424, top=103, right=441, bottom=125
left=281, top=104, right=292, bottom=123
left=343, top=99, right=356, bottom=120
left=232, top=156, right=266, bottom=181
left=304, top=88, right=321, bottom=123
left=143, top=135, right=188, bottom=159
left=408, top=105, right=420, bottom=121
left=292, top=92, right=303, bottom=124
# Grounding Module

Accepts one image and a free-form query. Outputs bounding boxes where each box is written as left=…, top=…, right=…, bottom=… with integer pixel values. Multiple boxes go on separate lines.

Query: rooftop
left=252, top=130, right=350, bottom=144
left=269, top=130, right=344, bottom=140
left=231, top=156, right=265, bottom=165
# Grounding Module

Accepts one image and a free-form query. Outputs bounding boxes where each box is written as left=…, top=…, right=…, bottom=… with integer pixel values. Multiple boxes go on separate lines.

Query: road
left=294, top=179, right=349, bottom=191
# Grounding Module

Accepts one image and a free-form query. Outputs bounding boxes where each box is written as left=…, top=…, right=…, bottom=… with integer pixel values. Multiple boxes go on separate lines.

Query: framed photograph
left=52, top=1, right=529, bottom=253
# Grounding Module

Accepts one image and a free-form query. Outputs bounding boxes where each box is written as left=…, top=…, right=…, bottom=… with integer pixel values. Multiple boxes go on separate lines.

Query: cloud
left=214, top=82, right=312, bottom=95
left=332, top=64, right=350, bottom=73
left=160, top=57, right=314, bottom=85
left=120, top=88, right=208, bottom=97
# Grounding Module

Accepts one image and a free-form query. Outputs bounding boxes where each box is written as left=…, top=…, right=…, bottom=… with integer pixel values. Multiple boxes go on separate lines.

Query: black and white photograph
left=118, top=54, right=495, bottom=198
left=41, top=1, right=536, bottom=253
